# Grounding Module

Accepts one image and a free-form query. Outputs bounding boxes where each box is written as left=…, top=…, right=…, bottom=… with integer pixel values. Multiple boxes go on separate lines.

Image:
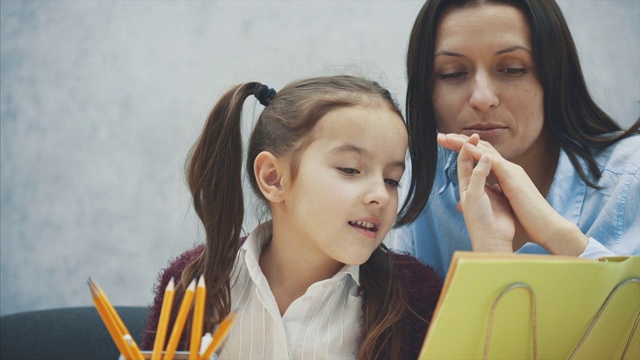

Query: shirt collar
left=439, top=146, right=459, bottom=194
left=335, top=264, right=360, bottom=286
left=545, top=147, right=586, bottom=224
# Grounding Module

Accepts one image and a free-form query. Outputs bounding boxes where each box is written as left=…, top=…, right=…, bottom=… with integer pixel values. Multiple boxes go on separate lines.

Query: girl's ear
left=254, top=151, right=286, bottom=203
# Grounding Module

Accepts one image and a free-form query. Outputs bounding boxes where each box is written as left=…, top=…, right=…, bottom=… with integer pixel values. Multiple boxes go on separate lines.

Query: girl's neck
left=258, top=230, right=344, bottom=315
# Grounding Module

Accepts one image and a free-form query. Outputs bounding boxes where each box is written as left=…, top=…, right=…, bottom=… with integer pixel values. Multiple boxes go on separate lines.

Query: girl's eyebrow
left=435, top=45, right=531, bottom=58
left=329, top=143, right=365, bottom=156
left=328, top=144, right=405, bottom=170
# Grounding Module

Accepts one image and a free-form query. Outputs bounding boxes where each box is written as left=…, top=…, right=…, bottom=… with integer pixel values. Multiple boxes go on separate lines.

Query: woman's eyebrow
left=435, top=45, right=531, bottom=58
left=434, top=50, right=464, bottom=58
left=495, top=45, right=531, bottom=55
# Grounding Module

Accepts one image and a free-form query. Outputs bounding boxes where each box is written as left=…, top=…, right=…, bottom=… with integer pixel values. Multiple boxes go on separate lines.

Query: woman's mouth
left=462, top=125, right=507, bottom=138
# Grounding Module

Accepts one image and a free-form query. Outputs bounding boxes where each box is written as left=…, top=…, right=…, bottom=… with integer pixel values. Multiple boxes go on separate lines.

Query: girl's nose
left=363, top=178, right=391, bottom=207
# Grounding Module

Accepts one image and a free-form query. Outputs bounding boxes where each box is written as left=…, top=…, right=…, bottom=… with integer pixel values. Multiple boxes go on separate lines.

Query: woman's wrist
left=470, top=236, right=513, bottom=253
left=537, top=221, right=588, bottom=256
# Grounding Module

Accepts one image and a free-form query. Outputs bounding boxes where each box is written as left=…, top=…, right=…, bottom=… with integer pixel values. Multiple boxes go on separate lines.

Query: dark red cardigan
left=142, top=245, right=442, bottom=359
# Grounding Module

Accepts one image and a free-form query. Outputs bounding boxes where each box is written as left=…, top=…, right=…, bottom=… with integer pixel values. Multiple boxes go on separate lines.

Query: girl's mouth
left=348, top=220, right=378, bottom=232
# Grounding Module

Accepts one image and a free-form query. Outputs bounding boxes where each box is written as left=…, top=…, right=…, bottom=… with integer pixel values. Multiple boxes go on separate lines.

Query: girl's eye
left=385, top=178, right=400, bottom=187
left=438, top=72, right=467, bottom=82
left=338, top=167, right=359, bottom=175
left=500, top=68, right=528, bottom=77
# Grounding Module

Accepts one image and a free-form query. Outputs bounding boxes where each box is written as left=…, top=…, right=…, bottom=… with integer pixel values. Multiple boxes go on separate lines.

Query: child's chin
left=340, top=250, right=378, bottom=266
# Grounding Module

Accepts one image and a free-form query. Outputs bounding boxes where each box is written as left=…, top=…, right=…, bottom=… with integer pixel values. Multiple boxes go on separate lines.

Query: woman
left=394, top=0, right=640, bottom=279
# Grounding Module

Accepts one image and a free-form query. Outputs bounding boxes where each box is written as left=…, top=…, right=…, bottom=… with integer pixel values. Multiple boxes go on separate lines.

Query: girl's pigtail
left=358, top=247, right=405, bottom=359
left=176, top=82, right=261, bottom=345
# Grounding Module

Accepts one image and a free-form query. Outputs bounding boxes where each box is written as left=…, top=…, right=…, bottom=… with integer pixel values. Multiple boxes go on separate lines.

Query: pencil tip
left=88, top=280, right=98, bottom=296
left=197, top=276, right=205, bottom=287
left=187, top=278, right=196, bottom=290
left=167, top=277, right=175, bottom=290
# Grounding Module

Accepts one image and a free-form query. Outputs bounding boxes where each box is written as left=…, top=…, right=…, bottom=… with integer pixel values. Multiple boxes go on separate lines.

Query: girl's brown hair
left=175, top=75, right=411, bottom=359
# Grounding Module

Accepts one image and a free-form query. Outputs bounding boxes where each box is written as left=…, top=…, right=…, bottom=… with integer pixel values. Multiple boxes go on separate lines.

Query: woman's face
left=432, top=3, right=547, bottom=165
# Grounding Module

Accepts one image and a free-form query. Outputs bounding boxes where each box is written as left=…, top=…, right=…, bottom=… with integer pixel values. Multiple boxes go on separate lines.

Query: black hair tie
left=254, top=84, right=276, bottom=106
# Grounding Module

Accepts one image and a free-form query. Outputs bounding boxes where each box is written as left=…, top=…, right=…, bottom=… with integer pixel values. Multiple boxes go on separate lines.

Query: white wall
left=1, top=0, right=638, bottom=315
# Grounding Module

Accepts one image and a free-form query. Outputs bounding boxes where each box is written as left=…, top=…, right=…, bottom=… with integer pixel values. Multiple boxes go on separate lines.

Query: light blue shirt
left=393, top=134, right=640, bottom=279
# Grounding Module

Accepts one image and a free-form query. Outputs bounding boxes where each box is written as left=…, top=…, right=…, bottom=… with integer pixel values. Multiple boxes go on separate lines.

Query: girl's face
left=279, top=103, right=407, bottom=268
left=432, top=3, right=547, bottom=165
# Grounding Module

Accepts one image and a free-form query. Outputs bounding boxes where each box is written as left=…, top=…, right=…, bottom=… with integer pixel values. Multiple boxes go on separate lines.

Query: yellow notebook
left=419, top=252, right=640, bottom=359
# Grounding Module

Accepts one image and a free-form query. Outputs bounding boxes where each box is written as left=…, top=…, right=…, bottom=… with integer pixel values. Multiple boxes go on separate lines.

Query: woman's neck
left=514, top=134, right=560, bottom=197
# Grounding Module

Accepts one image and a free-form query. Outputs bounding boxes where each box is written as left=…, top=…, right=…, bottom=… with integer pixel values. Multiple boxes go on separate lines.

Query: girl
left=142, top=76, right=442, bottom=359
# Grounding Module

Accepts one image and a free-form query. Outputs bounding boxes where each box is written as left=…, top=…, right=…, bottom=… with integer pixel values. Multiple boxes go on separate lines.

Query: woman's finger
left=457, top=142, right=476, bottom=193
left=437, top=133, right=468, bottom=151
left=438, top=132, right=492, bottom=154
left=466, top=154, right=492, bottom=204
left=475, top=139, right=502, bottom=158
left=468, top=133, right=480, bottom=146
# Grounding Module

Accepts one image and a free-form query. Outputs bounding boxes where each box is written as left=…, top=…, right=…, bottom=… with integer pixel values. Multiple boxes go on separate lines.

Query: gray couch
left=0, top=306, right=148, bottom=360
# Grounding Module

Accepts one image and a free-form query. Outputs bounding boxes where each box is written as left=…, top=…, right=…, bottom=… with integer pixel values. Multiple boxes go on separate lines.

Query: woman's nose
left=469, top=72, right=499, bottom=111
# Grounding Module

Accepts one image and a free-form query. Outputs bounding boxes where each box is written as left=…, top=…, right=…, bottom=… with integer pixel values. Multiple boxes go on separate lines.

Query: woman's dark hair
left=398, top=0, right=640, bottom=226
left=173, top=75, right=412, bottom=359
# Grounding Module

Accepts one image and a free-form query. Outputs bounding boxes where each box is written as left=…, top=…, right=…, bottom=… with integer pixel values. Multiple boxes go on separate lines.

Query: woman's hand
left=438, top=133, right=589, bottom=255
left=456, top=135, right=515, bottom=253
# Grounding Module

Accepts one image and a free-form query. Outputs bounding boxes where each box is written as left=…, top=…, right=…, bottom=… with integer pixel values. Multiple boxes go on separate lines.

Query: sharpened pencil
left=152, top=278, right=175, bottom=360
left=98, top=283, right=145, bottom=360
left=189, top=276, right=206, bottom=360
left=89, top=279, right=133, bottom=359
left=123, top=334, right=145, bottom=360
left=199, top=312, right=237, bottom=360
left=89, top=278, right=144, bottom=360
left=163, top=278, right=196, bottom=360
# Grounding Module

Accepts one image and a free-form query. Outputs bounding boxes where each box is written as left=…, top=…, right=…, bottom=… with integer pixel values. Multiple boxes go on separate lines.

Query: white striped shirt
left=218, top=221, right=362, bottom=359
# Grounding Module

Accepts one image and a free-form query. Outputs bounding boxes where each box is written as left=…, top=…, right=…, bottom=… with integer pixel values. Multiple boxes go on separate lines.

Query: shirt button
left=303, top=296, right=312, bottom=302
left=323, top=283, right=331, bottom=288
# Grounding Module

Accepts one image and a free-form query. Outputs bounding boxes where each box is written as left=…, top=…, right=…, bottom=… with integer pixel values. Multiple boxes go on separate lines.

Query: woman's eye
left=500, top=68, right=528, bottom=77
left=438, top=72, right=467, bottom=82
left=338, top=167, right=359, bottom=175
left=385, top=178, right=400, bottom=187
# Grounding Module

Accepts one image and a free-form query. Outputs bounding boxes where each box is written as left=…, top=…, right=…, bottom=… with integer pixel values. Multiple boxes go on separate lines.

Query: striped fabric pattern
left=219, top=222, right=362, bottom=360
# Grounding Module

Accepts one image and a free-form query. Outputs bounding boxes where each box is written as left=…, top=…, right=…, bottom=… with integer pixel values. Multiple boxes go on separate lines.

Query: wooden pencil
left=124, top=334, right=145, bottom=360
left=88, top=279, right=133, bottom=360
left=152, top=278, right=175, bottom=360
left=163, top=278, right=196, bottom=360
left=189, top=276, right=206, bottom=360
left=199, top=312, right=237, bottom=360
left=96, top=282, right=145, bottom=360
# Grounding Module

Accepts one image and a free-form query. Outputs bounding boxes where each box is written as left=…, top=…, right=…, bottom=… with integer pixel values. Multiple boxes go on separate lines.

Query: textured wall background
left=1, top=0, right=638, bottom=315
